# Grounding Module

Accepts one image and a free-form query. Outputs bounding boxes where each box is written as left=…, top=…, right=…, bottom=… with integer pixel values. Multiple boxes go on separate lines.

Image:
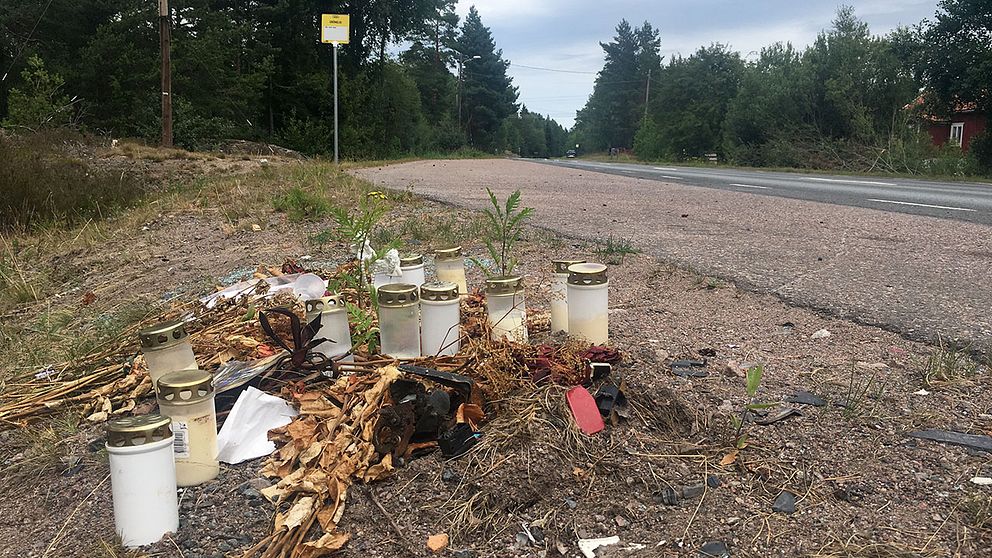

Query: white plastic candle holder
left=420, top=281, right=461, bottom=356
left=566, top=263, right=609, bottom=345
left=551, top=259, right=586, bottom=334
left=399, top=254, right=426, bottom=287
left=156, top=370, right=219, bottom=487
left=106, top=414, right=179, bottom=547
left=485, top=275, right=528, bottom=343
left=434, top=246, right=468, bottom=295
left=378, top=283, right=421, bottom=358
left=139, top=320, right=198, bottom=389
left=306, top=294, right=354, bottom=368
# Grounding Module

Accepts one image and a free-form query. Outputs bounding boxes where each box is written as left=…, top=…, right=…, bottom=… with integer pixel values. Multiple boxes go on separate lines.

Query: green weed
left=593, top=235, right=640, bottom=265
left=923, top=337, right=978, bottom=387
left=841, top=366, right=886, bottom=420
left=470, top=188, right=533, bottom=278
left=272, top=186, right=331, bottom=221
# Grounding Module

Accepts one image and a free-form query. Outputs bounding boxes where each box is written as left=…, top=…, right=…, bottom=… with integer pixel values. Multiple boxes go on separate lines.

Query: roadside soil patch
left=0, top=157, right=989, bottom=558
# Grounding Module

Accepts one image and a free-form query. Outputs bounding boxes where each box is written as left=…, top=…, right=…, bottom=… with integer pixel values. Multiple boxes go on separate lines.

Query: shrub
left=969, top=129, right=992, bottom=176
left=272, top=187, right=330, bottom=221
left=0, top=132, right=144, bottom=230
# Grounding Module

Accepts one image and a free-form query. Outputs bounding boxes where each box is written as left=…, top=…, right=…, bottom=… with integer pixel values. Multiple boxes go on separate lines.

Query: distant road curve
left=539, top=158, right=992, bottom=226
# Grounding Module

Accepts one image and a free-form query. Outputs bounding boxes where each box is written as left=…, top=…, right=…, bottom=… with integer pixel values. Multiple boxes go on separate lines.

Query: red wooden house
left=909, top=96, right=987, bottom=152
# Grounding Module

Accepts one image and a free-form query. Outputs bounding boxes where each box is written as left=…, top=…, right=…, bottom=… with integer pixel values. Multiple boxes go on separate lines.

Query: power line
left=1, top=0, right=55, bottom=82
left=512, top=63, right=598, bottom=75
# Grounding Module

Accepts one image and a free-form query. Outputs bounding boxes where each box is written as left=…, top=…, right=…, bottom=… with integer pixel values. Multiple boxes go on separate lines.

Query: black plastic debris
left=698, top=347, right=717, bottom=357
left=590, top=362, right=612, bottom=382
left=699, top=541, right=730, bottom=557
left=908, top=430, right=992, bottom=453
left=657, top=486, right=680, bottom=506
left=772, top=491, right=797, bottom=514
left=706, top=475, right=721, bottom=488
left=755, top=406, right=803, bottom=425
left=786, top=391, right=827, bottom=407
left=595, top=385, right=628, bottom=417
left=439, top=423, right=480, bottom=458
left=672, top=358, right=709, bottom=378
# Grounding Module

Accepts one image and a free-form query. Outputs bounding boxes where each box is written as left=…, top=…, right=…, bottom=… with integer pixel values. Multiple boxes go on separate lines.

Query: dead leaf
left=427, top=533, right=449, bottom=553
left=299, top=532, right=350, bottom=558
left=720, top=450, right=739, bottom=466
left=275, top=496, right=315, bottom=531
left=81, top=291, right=96, bottom=306
left=456, top=403, right=485, bottom=429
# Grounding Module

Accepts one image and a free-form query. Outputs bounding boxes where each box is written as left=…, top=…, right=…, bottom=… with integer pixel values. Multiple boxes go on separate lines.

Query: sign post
left=321, top=14, right=350, bottom=165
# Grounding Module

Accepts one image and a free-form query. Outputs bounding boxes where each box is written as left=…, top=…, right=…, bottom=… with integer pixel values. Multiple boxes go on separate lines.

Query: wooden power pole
left=159, top=0, right=172, bottom=147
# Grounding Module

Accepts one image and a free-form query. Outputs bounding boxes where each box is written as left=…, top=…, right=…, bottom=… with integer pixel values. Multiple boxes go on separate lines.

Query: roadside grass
left=105, top=141, right=212, bottom=162
left=272, top=186, right=332, bottom=221
left=922, top=338, right=979, bottom=388
left=593, top=235, right=640, bottom=265
left=0, top=411, right=84, bottom=487
left=961, top=493, right=992, bottom=532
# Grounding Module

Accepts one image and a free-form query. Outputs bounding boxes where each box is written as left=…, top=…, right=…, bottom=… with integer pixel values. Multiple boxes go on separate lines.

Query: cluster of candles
left=104, top=248, right=610, bottom=547
left=106, top=321, right=217, bottom=546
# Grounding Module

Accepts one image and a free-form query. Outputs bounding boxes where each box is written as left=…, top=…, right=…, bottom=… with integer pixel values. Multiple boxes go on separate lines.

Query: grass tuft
left=593, top=234, right=640, bottom=265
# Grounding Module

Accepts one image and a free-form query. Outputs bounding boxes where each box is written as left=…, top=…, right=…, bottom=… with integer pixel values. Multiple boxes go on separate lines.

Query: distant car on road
left=565, top=149, right=576, bottom=158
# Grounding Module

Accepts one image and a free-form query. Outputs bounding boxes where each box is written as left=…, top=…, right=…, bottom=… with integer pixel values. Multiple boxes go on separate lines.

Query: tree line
left=0, top=1, right=567, bottom=159
left=573, top=0, right=992, bottom=175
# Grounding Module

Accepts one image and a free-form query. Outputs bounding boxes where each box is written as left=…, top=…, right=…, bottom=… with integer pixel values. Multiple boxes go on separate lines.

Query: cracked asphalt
left=354, top=159, right=992, bottom=354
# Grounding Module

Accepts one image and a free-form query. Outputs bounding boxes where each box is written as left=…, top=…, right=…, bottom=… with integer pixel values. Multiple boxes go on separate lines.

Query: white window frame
left=950, top=122, right=964, bottom=147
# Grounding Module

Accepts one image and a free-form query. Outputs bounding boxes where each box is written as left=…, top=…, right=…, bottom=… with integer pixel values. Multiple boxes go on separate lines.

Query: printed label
left=171, top=420, right=190, bottom=459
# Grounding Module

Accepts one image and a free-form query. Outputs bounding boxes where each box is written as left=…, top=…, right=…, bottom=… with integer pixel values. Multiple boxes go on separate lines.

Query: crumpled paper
left=216, top=387, right=299, bottom=464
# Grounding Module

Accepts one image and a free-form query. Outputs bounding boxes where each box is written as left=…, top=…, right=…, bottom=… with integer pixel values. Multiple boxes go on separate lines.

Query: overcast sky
left=455, top=0, right=941, bottom=129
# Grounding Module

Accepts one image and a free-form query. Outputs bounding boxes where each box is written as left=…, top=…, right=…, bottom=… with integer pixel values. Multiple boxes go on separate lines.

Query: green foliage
left=920, top=0, right=992, bottom=116
left=2, top=55, right=72, bottom=130
left=923, top=338, right=978, bottom=387
left=745, top=365, right=763, bottom=398
left=573, top=21, right=661, bottom=151
left=455, top=7, right=519, bottom=152
left=730, top=364, right=775, bottom=450
left=272, top=187, right=331, bottom=221
left=471, top=188, right=533, bottom=277
left=841, top=366, right=885, bottom=420
left=593, top=235, right=640, bottom=265
left=969, top=130, right=992, bottom=174
left=0, top=133, right=143, bottom=230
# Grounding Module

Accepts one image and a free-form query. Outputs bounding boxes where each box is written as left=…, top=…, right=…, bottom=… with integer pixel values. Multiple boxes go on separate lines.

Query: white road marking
left=729, top=183, right=769, bottom=190
left=866, top=198, right=976, bottom=212
left=658, top=175, right=680, bottom=180
left=808, top=177, right=895, bottom=186
left=653, top=167, right=678, bottom=171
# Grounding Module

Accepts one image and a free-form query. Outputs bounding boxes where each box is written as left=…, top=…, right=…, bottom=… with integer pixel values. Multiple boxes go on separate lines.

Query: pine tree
left=455, top=6, right=518, bottom=152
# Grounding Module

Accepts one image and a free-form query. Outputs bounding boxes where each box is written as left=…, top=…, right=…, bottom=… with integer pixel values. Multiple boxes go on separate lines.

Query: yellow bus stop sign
left=321, top=14, right=349, bottom=44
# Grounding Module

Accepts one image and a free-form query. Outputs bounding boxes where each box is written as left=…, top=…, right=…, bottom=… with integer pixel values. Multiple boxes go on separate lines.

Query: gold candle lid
left=378, top=283, right=420, bottom=307
left=434, top=246, right=463, bottom=260
left=106, top=414, right=173, bottom=447
left=567, top=263, right=608, bottom=286
left=156, top=369, right=214, bottom=405
left=400, top=254, right=424, bottom=267
left=485, top=275, right=524, bottom=295
left=421, top=281, right=459, bottom=302
left=552, top=258, right=586, bottom=274
left=138, top=320, right=189, bottom=350
left=306, top=294, right=347, bottom=315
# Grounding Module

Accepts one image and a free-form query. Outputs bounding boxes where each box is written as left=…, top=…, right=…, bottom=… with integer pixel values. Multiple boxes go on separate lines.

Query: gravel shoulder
left=354, top=159, right=992, bottom=355
left=1, top=158, right=990, bottom=558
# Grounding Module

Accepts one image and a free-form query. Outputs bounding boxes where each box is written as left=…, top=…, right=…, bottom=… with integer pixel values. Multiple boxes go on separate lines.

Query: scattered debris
left=578, top=535, right=620, bottom=558
left=811, top=328, right=831, bottom=340
left=216, top=387, right=299, bottom=464
left=755, top=406, right=803, bottom=425
left=908, top=429, right=992, bottom=453
left=913, top=389, right=930, bottom=396
left=567, top=386, right=605, bottom=435
left=785, top=391, right=826, bottom=407
left=699, top=540, right=730, bottom=557
left=772, top=491, right=797, bottom=514
left=427, top=533, right=449, bottom=553
left=970, top=477, right=992, bottom=486
left=672, top=358, right=709, bottom=378
left=595, top=384, right=628, bottom=417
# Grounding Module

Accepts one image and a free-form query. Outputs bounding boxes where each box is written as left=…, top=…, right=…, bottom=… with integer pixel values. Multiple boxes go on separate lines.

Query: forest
left=574, top=0, right=992, bottom=175
left=0, top=1, right=569, bottom=159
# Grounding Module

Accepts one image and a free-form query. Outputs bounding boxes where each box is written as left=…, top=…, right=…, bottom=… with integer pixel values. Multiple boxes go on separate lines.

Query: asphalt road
left=355, top=159, right=992, bottom=354
left=542, top=158, right=992, bottom=225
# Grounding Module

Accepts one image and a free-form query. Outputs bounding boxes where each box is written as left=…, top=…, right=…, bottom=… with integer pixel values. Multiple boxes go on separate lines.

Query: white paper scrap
left=216, top=387, right=298, bottom=464
left=578, top=536, right=620, bottom=558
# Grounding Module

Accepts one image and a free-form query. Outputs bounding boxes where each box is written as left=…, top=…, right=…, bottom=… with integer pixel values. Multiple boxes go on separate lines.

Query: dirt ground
left=1, top=156, right=990, bottom=558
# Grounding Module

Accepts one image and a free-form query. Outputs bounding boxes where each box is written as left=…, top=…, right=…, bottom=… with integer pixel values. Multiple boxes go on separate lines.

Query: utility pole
left=159, top=0, right=172, bottom=147
left=455, top=52, right=480, bottom=131
left=644, top=67, right=651, bottom=119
